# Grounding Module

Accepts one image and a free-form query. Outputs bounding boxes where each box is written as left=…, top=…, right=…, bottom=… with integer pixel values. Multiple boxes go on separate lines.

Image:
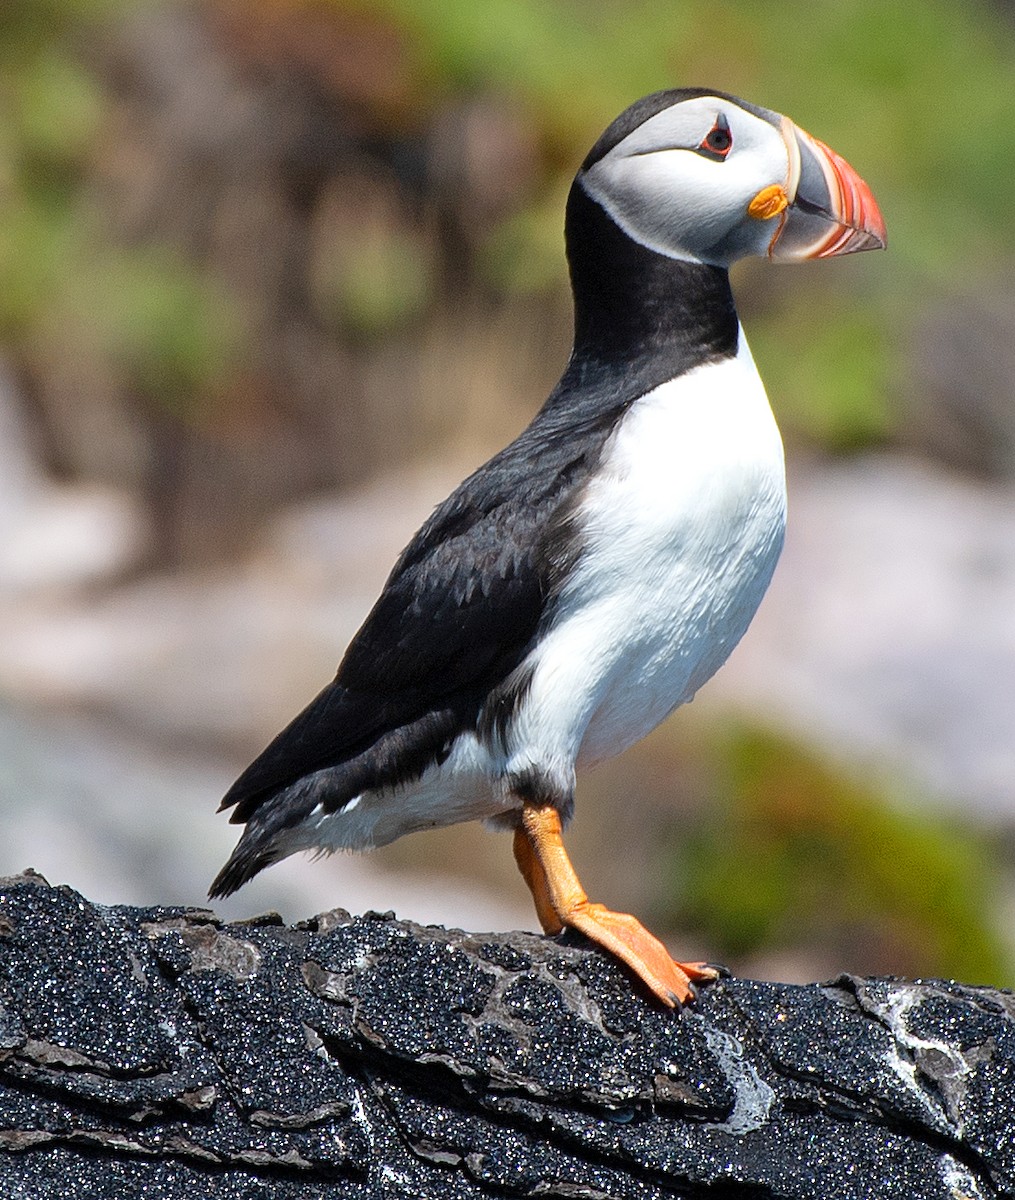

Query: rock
left=0, top=465, right=457, bottom=746
left=0, top=362, right=147, bottom=597
left=0, top=870, right=1010, bottom=1198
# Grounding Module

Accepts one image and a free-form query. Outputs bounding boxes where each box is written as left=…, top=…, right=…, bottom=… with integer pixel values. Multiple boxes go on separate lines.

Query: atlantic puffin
left=211, top=89, right=885, bottom=1006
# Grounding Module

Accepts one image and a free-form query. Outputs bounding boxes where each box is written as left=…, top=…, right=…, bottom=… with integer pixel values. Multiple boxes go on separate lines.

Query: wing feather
left=219, top=425, right=598, bottom=823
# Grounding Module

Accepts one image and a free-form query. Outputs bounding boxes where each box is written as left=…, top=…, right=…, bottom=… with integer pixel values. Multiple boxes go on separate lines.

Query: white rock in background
left=0, top=485, right=147, bottom=594
left=0, top=465, right=458, bottom=744
left=0, top=363, right=147, bottom=595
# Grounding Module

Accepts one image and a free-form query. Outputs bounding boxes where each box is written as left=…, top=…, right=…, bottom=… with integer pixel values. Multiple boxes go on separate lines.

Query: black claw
left=703, top=962, right=732, bottom=980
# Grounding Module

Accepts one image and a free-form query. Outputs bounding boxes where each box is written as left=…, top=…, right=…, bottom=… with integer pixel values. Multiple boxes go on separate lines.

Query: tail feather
left=209, top=834, right=281, bottom=900
left=211, top=772, right=327, bottom=900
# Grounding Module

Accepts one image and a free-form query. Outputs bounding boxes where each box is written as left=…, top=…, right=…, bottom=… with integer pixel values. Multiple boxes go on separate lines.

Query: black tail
left=209, top=835, right=279, bottom=900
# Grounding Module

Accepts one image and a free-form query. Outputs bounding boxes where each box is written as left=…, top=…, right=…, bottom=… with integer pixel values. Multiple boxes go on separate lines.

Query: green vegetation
left=8, top=0, right=1015, bottom=439
left=0, top=0, right=243, bottom=418
left=313, top=222, right=435, bottom=340
left=670, top=725, right=1012, bottom=988
left=748, top=289, right=894, bottom=451
left=0, top=2, right=106, bottom=339
left=344, top=0, right=1015, bottom=263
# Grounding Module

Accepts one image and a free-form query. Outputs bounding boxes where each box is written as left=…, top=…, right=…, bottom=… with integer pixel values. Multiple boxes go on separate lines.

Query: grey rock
left=0, top=871, right=1011, bottom=1198
left=0, top=361, right=146, bottom=596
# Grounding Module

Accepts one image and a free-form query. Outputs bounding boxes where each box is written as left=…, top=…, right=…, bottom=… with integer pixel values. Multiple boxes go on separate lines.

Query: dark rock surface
left=0, top=870, right=1011, bottom=1198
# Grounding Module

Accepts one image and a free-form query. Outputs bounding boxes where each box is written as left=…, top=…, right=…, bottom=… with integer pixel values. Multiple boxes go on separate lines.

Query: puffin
left=211, top=89, right=886, bottom=1007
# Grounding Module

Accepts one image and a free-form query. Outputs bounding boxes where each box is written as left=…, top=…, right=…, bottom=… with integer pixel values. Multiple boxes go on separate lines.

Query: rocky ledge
left=0, top=870, right=1010, bottom=1198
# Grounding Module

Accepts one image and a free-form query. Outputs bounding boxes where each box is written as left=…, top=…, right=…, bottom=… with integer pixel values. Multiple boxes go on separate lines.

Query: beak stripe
left=780, top=115, right=803, bottom=202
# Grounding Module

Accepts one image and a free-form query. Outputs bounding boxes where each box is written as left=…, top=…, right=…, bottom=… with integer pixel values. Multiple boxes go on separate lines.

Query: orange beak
left=768, top=117, right=887, bottom=259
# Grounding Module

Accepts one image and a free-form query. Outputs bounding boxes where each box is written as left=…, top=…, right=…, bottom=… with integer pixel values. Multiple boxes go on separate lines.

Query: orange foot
left=564, top=901, right=720, bottom=1007
left=513, top=803, right=723, bottom=1008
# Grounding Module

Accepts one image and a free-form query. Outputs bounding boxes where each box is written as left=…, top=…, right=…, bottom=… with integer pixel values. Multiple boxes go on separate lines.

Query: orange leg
left=513, top=803, right=719, bottom=1008
left=512, top=821, right=564, bottom=935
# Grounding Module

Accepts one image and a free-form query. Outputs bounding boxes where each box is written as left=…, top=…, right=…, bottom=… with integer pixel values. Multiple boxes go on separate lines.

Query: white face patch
left=581, top=96, right=790, bottom=266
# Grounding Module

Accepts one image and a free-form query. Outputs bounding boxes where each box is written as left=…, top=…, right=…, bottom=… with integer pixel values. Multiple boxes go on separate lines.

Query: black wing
left=218, top=417, right=604, bottom=826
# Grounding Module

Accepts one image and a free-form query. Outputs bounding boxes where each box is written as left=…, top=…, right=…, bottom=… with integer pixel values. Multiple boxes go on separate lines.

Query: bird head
left=578, top=89, right=886, bottom=268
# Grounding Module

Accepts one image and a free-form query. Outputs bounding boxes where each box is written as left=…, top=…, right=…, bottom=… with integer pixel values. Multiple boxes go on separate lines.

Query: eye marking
left=697, top=113, right=733, bottom=162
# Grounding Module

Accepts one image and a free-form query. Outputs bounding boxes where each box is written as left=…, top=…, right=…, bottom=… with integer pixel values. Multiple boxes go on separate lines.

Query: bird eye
left=698, top=115, right=732, bottom=161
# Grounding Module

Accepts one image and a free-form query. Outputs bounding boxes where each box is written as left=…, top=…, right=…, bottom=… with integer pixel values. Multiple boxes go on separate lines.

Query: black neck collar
left=563, top=179, right=739, bottom=378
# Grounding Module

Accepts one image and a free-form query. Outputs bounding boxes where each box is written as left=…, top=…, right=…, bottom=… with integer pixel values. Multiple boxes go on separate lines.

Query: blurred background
left=3, top=0, right=1015, bottom=989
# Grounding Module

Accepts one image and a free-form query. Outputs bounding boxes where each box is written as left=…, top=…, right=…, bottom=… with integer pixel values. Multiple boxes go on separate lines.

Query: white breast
left=508, top=328, right=786, bottom=781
